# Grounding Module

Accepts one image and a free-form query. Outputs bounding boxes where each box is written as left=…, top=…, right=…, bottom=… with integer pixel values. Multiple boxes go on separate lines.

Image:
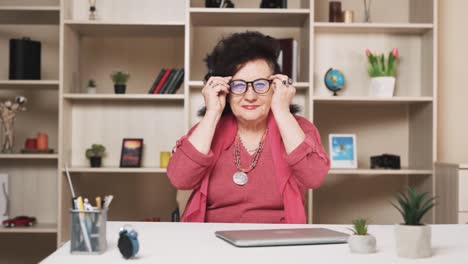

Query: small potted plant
left=347, top=218, right=377, bottom=254
left=85, top=144, right=106, bottom=167
left=111, top=71, right=130, bottom=94
left=392, top=187, right=436, bottom=258
left=87, top=79, right=97, bottom=94
left=365, top=48, right=399, bottom=97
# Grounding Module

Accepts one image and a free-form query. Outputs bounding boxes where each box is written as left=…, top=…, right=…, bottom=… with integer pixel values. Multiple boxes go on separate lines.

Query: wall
left=438, top=0, right=468, bottom=163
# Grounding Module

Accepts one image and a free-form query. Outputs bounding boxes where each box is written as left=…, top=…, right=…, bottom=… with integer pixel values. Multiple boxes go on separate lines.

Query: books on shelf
left=148, top=68, right=184, bottom=94
left=277, top=38, right=298, bottom=82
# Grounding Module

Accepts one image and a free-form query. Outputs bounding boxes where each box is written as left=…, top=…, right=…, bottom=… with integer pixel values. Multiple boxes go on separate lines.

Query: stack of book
left=148, top=68, right=184, bottom=94
left=277, top=38, right=297, bottom=82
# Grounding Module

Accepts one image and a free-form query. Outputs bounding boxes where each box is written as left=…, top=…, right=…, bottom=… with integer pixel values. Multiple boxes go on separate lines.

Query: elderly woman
left=167, top=31, right=330, bottom=224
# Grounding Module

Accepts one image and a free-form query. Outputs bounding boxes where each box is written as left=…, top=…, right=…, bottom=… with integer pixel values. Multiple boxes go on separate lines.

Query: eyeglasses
left=228, top=78, right=273, bottom=95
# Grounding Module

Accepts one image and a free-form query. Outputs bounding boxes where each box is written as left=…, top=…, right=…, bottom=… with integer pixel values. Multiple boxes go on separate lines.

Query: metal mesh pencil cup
left=70, top=208, right=107, bottom=254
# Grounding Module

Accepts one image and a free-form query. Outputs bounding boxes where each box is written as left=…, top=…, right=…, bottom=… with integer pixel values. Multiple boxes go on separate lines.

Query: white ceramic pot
left=87, top=86, right=97, bottom=94
left=370, top=76, right=395, bottom=97
left=395, top=224, right=432, bottom=258
left=348, top=234, right=377, bottom=254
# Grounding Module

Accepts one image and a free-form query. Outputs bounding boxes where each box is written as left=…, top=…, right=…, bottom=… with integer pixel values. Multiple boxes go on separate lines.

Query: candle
left=343, top=10, right=354, bottom=23
left=329, top=1, right=343, bottom=22
left=36, top=132, right=48, bottom=150
left=160, top=151, right=171, bottom=168
left=25, top=138, right=37, bottom=149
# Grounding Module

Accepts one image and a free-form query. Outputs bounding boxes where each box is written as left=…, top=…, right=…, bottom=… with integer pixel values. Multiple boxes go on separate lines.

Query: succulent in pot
left=85, top=144, right=106, bottom=168
left=111, top=71, right=130, bottom=94
left=347, top=218, right=377, bottom=254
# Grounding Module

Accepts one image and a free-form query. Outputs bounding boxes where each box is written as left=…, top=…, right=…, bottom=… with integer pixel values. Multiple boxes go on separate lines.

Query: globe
left=324, top=68, right=345, bottom=96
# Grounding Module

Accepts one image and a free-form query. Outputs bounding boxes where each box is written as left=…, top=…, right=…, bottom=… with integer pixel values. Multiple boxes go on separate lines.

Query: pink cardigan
left=167, top=112, right=330, bottom=223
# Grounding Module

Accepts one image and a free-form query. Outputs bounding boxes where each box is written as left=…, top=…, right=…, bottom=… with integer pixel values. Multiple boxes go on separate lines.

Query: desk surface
left=41, top=222, right=468, bottom=264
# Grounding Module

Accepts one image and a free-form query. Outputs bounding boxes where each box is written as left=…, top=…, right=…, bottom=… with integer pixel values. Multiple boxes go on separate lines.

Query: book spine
left=148, top=69, right=165, bottom=94
left=159, top=69, right=177, bottom=94
left=169, top=69, right=185, bottom=94
left=163, top=68, right=181, bottom=94
left=153, top=68, right=172, bottom=94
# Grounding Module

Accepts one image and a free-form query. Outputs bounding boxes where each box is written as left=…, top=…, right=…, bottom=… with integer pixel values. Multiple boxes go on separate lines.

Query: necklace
left=233, top=129, right=268, bottom=186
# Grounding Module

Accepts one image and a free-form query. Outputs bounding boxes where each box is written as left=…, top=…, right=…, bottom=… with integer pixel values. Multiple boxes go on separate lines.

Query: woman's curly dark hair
left=198, top=31, right=301, bottom=116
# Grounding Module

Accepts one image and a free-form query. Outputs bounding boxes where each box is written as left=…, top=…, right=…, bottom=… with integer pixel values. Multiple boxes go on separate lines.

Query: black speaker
left=9, top=37, right=41, bottom=80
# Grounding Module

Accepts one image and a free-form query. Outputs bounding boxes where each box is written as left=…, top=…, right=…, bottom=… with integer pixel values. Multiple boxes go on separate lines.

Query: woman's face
left=229, top=59, right=273, bottom=124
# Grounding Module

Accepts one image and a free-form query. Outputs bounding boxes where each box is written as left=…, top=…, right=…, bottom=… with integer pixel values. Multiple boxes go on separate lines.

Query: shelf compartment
left=63, top=167, right=167, bottom=174
left=0, top=80, right=59, bottom=89
left=0, top=154, right=58, bottom=160
left=64, top=21, right=185, bottom=37
left=328, top=169, right=432, bottom=175
left=0, top=6, right=59, bottom=25
left=313, top=96, right=433, bottom=104
left=190, top=8, right=310, bottom=27
left=0, top=223, right=57, bottom=234
left=314, top=23, right=433, bottom=35
left=63, top=94, right=185, bottom=101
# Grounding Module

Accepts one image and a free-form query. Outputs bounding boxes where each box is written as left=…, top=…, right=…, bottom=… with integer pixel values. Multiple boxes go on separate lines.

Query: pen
left=96, top=196, right=102, bottom=209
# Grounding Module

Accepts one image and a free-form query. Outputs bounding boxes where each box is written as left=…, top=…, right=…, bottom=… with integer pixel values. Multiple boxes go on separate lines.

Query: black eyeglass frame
left=228, top=78, right=273, bottom=95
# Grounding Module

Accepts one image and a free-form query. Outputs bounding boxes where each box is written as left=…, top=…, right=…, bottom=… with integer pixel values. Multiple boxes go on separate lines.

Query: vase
left=1, top=117, right=15, bottom=153
left=90, top=156, right=102, bottom=167
left=348, top=234, right=377, bottom=254
left=395, top=224, right=432, bottom=258
left=87, top=86, right=97, bottom=94
left=370, top=76, right=395, bottom=97
left=114, top=84, right=126, bottom=94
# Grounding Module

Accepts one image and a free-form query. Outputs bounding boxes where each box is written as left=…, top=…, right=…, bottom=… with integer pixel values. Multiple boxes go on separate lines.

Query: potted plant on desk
left=366, top=48, right=399, bottom=97
left=86, top=144, right=106, bottom=168
left=347, top=218, right=377, bottom=254
left=392, top=187, right=436, bottom=258
left=111, top=71, right=130, bottom=94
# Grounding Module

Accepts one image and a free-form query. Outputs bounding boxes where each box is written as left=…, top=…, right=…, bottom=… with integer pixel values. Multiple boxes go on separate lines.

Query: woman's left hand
left=269, top=74, right=296, bottom=115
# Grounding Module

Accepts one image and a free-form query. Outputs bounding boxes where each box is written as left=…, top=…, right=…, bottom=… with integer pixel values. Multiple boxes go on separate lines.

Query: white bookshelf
left=63, top=167, right=167, bottom=174
left=63, top=94, right=185, bottom=101
left=328, top=169, right=433, bottom=175
left=314, top=22, right=433, bottom=34
left=0, top=154, right=58, bottom=159
left=0, top=223, right=57, bottom=234
left=63, top=21, right=185, bottom=37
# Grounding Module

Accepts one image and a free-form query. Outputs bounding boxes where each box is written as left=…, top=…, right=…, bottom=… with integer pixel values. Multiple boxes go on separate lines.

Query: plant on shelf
left=111, top=71, right=130, bottom=94
left=365, top=48, right=400, bottom=97
left=85, top=144, right=106, bottom=168
left=391, top=187, right=436, bottom=259
left=347, top=218, right=376, bottom=254
left=87, top=79, right=97, bottom=94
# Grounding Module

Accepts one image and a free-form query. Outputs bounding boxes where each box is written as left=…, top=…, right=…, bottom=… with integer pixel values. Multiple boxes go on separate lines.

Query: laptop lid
left=215, top=228, right=349, bottom=247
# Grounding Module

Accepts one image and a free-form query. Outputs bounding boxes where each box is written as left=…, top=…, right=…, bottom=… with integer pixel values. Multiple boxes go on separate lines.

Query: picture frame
left=120, top=138, right=143, bottom=168
left=329, top=134, right=357, bottom=169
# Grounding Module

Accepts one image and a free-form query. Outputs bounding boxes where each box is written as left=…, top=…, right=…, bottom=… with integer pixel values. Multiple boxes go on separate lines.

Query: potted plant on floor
left=365, top=48, right=399, bottom=97
left=85, top=144, right=106, bottom=168
left=391, top=187, right=436, bottom=258
left=347, top=218, right=377, bottom=254
left=111, top=71, right=130, bottom=94
left=87, top=79, right=97, bottom=94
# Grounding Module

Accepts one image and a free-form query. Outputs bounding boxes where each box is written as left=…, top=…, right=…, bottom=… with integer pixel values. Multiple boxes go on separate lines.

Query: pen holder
left=70, top=209, right=108, bottom=254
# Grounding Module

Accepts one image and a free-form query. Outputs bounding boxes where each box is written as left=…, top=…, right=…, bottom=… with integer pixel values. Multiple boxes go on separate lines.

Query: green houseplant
left=347, top=218, right=377, bottom=254
left=85, top=144, right=106, bottom=167
left=110, top=71, right=130, bottom=94
left=365, top=48, right=400, bottom=97
left=392, top=187, right=436, bottom=258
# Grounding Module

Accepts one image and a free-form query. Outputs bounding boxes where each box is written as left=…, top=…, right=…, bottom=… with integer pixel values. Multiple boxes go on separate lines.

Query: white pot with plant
left=347, top=218, right=377, bottom=254
left=87, top=79, right=97, bottom=94
left=111, top=71, right=130, bottom=94
left=85, top=144, right=106, bottom=168
left=366, top=48, right=399, bottom=97
left=392, top=187, right=436, bottom=259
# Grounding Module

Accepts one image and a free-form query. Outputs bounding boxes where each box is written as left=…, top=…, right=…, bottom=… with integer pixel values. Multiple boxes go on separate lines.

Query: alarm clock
left=118, top=225, right=139, bottom=259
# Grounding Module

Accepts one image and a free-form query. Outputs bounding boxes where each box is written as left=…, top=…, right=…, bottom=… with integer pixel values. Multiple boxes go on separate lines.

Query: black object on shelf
left=205, top=0, right=234, bottom=8
left=370, top=154, right=401, bottom=169
left=329, top=1, right=343, bottom=22
left=9, top=37, right=41, bottom=80
left=260, top=0, right=287, bottom=8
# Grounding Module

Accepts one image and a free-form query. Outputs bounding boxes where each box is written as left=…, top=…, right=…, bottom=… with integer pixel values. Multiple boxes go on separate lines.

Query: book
left=153, top=68, right=172, bottom=94
left=148, top=69, right=165, bottom=94
left=277, top=38, right=297, bottom=82
left=163, top=69, right=182, bottom=94
left=159, top=69, right=177, bottom=94
left=161, top=68, right=180, bottom=94
left=167, top=69, right=185, bottom=94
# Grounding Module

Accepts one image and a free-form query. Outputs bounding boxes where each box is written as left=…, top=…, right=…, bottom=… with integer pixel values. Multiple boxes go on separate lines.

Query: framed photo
left=120, top=138, right=143, bottom=168
left=329, top=134, right=357, bottom=169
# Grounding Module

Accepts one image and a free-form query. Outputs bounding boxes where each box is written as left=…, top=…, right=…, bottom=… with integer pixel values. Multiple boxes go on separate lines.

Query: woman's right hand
left=202, top=76, right=232, bottom=116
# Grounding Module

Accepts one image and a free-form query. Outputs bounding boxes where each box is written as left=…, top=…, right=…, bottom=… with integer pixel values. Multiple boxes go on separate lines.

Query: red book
left=153, top=68, right=172, bottom=94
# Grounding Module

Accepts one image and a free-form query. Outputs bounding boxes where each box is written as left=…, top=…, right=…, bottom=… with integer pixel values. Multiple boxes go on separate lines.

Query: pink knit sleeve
left=283, top=116, right=330, bottom=189
left=166, top=125, right=214, bottom=190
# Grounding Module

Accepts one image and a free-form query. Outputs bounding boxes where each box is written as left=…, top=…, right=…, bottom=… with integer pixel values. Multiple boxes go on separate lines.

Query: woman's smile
left=242, top=105, right=260, bottom=110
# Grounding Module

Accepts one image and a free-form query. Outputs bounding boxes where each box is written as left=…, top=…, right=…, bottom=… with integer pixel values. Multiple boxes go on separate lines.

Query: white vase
left=348, top=234, right=377, bottom=254
left=395, top=224, right=432, bottom=258
left=370, top=76, right=395, bottom=97
left=87, top=86, right=97, bottom=94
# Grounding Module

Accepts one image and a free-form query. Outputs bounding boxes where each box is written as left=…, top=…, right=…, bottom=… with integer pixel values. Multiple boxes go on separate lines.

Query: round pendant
left=233, top=171, right=248, bottom=186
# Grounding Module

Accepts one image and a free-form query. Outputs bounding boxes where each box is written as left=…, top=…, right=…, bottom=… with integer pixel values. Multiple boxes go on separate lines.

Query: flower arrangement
left=0, top=96, right=27, bottom=153
left=366, top=48, right=399, bottom=77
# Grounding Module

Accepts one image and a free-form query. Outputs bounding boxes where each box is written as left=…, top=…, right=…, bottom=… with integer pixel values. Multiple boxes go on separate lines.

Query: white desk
left=41, top=222, right=468, bottom=264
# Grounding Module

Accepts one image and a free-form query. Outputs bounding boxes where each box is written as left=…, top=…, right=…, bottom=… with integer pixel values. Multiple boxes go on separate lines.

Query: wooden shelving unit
left=0, top=223, right=57, bottom=234
left=0, top=154, right=58, bottom=160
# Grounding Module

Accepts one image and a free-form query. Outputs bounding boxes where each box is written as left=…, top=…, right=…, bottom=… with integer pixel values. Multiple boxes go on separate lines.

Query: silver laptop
left=215, top=228, right=349, bottom=247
